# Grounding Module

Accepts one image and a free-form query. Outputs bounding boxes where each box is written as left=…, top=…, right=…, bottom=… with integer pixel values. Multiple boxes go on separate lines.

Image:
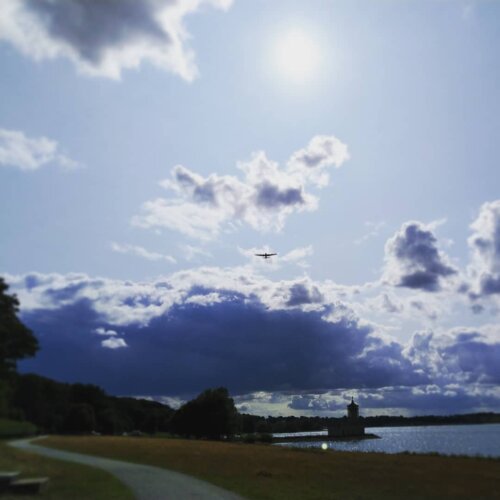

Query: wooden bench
left=8, top=477, right=49, bottom=495
left=0, top=472, right=20, bottom=493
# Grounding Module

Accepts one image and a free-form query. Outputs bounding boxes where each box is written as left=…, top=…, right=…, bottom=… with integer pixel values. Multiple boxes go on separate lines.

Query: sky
left=1, top=0, right=500, bottom=417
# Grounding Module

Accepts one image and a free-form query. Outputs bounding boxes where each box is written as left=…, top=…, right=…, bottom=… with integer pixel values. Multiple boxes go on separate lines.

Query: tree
left=170, top=387, right=238, bottom=440
left=64, top=404, right=96, bottom=433
left=0, top=277, right=39, bottom=376
left=0, top=278, right=39, bottom=417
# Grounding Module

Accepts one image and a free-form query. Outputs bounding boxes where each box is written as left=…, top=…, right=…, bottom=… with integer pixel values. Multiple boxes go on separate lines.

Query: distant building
left=328, top=397, right=365, bottom=437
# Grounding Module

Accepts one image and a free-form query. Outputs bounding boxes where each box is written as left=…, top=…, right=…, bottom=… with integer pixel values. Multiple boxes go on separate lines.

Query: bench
left=8, top=477, right=49, bottom=495
left=0, top=472, right=20, bottom=493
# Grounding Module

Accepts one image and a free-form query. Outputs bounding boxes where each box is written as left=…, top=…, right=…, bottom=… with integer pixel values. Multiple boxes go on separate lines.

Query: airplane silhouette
left=255, top=252, right=277, bottom=259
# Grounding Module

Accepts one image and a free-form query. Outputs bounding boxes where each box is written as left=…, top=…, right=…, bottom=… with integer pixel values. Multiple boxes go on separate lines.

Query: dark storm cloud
left=287, top=384, right=500, bottom=414
left=357, top=385, right=500, bottom=413
left=25, top=0, right=168, bottom=64
left=19, top=294, right=426, bottom=397
left=10, top=270, right=500, bottom=413
left=385, top=222, right=457, bottom=292
left=442, top=331, right=500, bottom=384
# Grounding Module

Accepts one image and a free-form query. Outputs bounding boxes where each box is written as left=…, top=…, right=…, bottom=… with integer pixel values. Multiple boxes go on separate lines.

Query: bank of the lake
left=275, top=423, right=500, bottom=458
left=41, top=435, right=500, bottom=500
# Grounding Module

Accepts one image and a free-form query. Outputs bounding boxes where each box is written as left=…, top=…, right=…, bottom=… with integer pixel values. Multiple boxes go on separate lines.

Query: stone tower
left=347, top=397, right=359, bottom=420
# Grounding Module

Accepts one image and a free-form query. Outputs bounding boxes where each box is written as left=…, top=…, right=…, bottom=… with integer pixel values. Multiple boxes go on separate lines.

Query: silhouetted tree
left=0, top=278, right=39, bottom=375
left=64, top=403, right=96, bottom=433
left=170, top=387, right=237, bottom=439
left=12, top=374, right=68, bottom=431
left=97, top=408, right=132, bottom=435
left=0, top=278, right=39, bottom=416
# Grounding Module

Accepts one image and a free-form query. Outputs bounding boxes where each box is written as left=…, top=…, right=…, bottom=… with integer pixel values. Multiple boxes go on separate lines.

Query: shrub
left=0, top=418, right=37, bottom=438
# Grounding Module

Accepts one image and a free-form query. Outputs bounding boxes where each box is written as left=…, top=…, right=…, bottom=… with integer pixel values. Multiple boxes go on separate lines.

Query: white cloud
left=467, top=200, right=500, bottom=298
left=0, top=128, right=79, bottom=171
left=111, top=242, right=176, bottom=264
left=0, top=0, right=232, bottom=81
left=185, top=292, right=223, bottom=305
left=8, top=267, right=358, bottom=326
left=133, top=135, right=349, bottom=239
left=288, top=135, right=350, bottom=187
left=101, top=337, right=128, bottom=349
left=132, top=198, right=230, bottom=240
left=94, top=327, right=117, bottom=336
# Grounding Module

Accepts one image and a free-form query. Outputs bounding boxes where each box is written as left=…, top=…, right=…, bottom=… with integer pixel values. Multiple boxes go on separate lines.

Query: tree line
left=8, top=372, right=242, bottom=438
left=238, top=412, right=500, bottom=434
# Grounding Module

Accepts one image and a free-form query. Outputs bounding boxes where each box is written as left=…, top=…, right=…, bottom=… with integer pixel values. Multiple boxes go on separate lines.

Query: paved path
left=9, top=438, right=244, bottom=500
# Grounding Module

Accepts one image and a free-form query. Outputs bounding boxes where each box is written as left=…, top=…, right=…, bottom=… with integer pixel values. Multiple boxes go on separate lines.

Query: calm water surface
left=275, top=423, right=500, bottom=457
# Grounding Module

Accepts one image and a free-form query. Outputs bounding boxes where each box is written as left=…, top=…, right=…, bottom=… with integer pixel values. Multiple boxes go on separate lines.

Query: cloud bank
left=5, top=267, right=499, bottom=414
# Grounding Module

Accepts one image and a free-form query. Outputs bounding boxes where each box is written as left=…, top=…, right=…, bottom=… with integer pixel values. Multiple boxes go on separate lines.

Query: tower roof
left=348, top=397, right=358, bottom=408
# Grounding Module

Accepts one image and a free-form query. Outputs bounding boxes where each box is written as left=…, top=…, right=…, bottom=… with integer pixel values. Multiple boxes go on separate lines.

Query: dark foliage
left=11, top=373, right=174, bottom=434
left=0, top=277, right=39, bottom=376
left=0, top=277, right=39, bottom=416
left=170, top=387, right=237, bottom=439
left=64, top=403, right=96, bottom=433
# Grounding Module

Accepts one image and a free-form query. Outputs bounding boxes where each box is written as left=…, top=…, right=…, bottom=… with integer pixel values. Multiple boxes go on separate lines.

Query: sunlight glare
left=272, top=28, right=322, bottom=85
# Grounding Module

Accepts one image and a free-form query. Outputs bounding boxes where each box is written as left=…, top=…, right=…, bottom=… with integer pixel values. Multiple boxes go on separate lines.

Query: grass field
left=0, top=440, right=133, bottom=500
left=42, top=436, right=500, bottom=500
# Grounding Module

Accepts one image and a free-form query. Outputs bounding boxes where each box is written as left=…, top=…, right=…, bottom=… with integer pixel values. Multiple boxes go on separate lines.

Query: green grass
left=41, top=435, right=500, bottom=500
left=0, top=418, right=37, bottom=438
left=0, top=441, right=134, bottom=500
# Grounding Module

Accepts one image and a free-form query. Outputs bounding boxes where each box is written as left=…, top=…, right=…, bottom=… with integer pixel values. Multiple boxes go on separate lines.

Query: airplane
left=255, top=252, right=277, bottom=259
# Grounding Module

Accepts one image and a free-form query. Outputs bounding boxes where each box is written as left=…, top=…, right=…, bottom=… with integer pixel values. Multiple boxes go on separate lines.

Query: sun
left=271, top=28, right=322, bottom=85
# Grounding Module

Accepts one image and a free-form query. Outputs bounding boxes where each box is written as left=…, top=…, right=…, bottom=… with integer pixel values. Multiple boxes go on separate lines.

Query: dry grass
left=0, top=440, right=133, bottom=500
left=42, top=436, right=500, bottom=500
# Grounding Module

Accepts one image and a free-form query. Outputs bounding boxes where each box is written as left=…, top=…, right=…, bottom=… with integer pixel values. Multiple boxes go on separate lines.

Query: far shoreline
left=272, top=432, right=380, bottom=443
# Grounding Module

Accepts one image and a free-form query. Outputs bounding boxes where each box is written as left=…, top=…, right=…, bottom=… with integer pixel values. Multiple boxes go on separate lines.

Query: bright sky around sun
left=1, top=0, right=499, bottom=416
left=269, top=27, right=323, bottom=85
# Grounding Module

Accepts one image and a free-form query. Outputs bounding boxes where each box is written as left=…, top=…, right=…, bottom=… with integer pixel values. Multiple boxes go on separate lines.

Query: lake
left=274, top=423, right=500, bottom=458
